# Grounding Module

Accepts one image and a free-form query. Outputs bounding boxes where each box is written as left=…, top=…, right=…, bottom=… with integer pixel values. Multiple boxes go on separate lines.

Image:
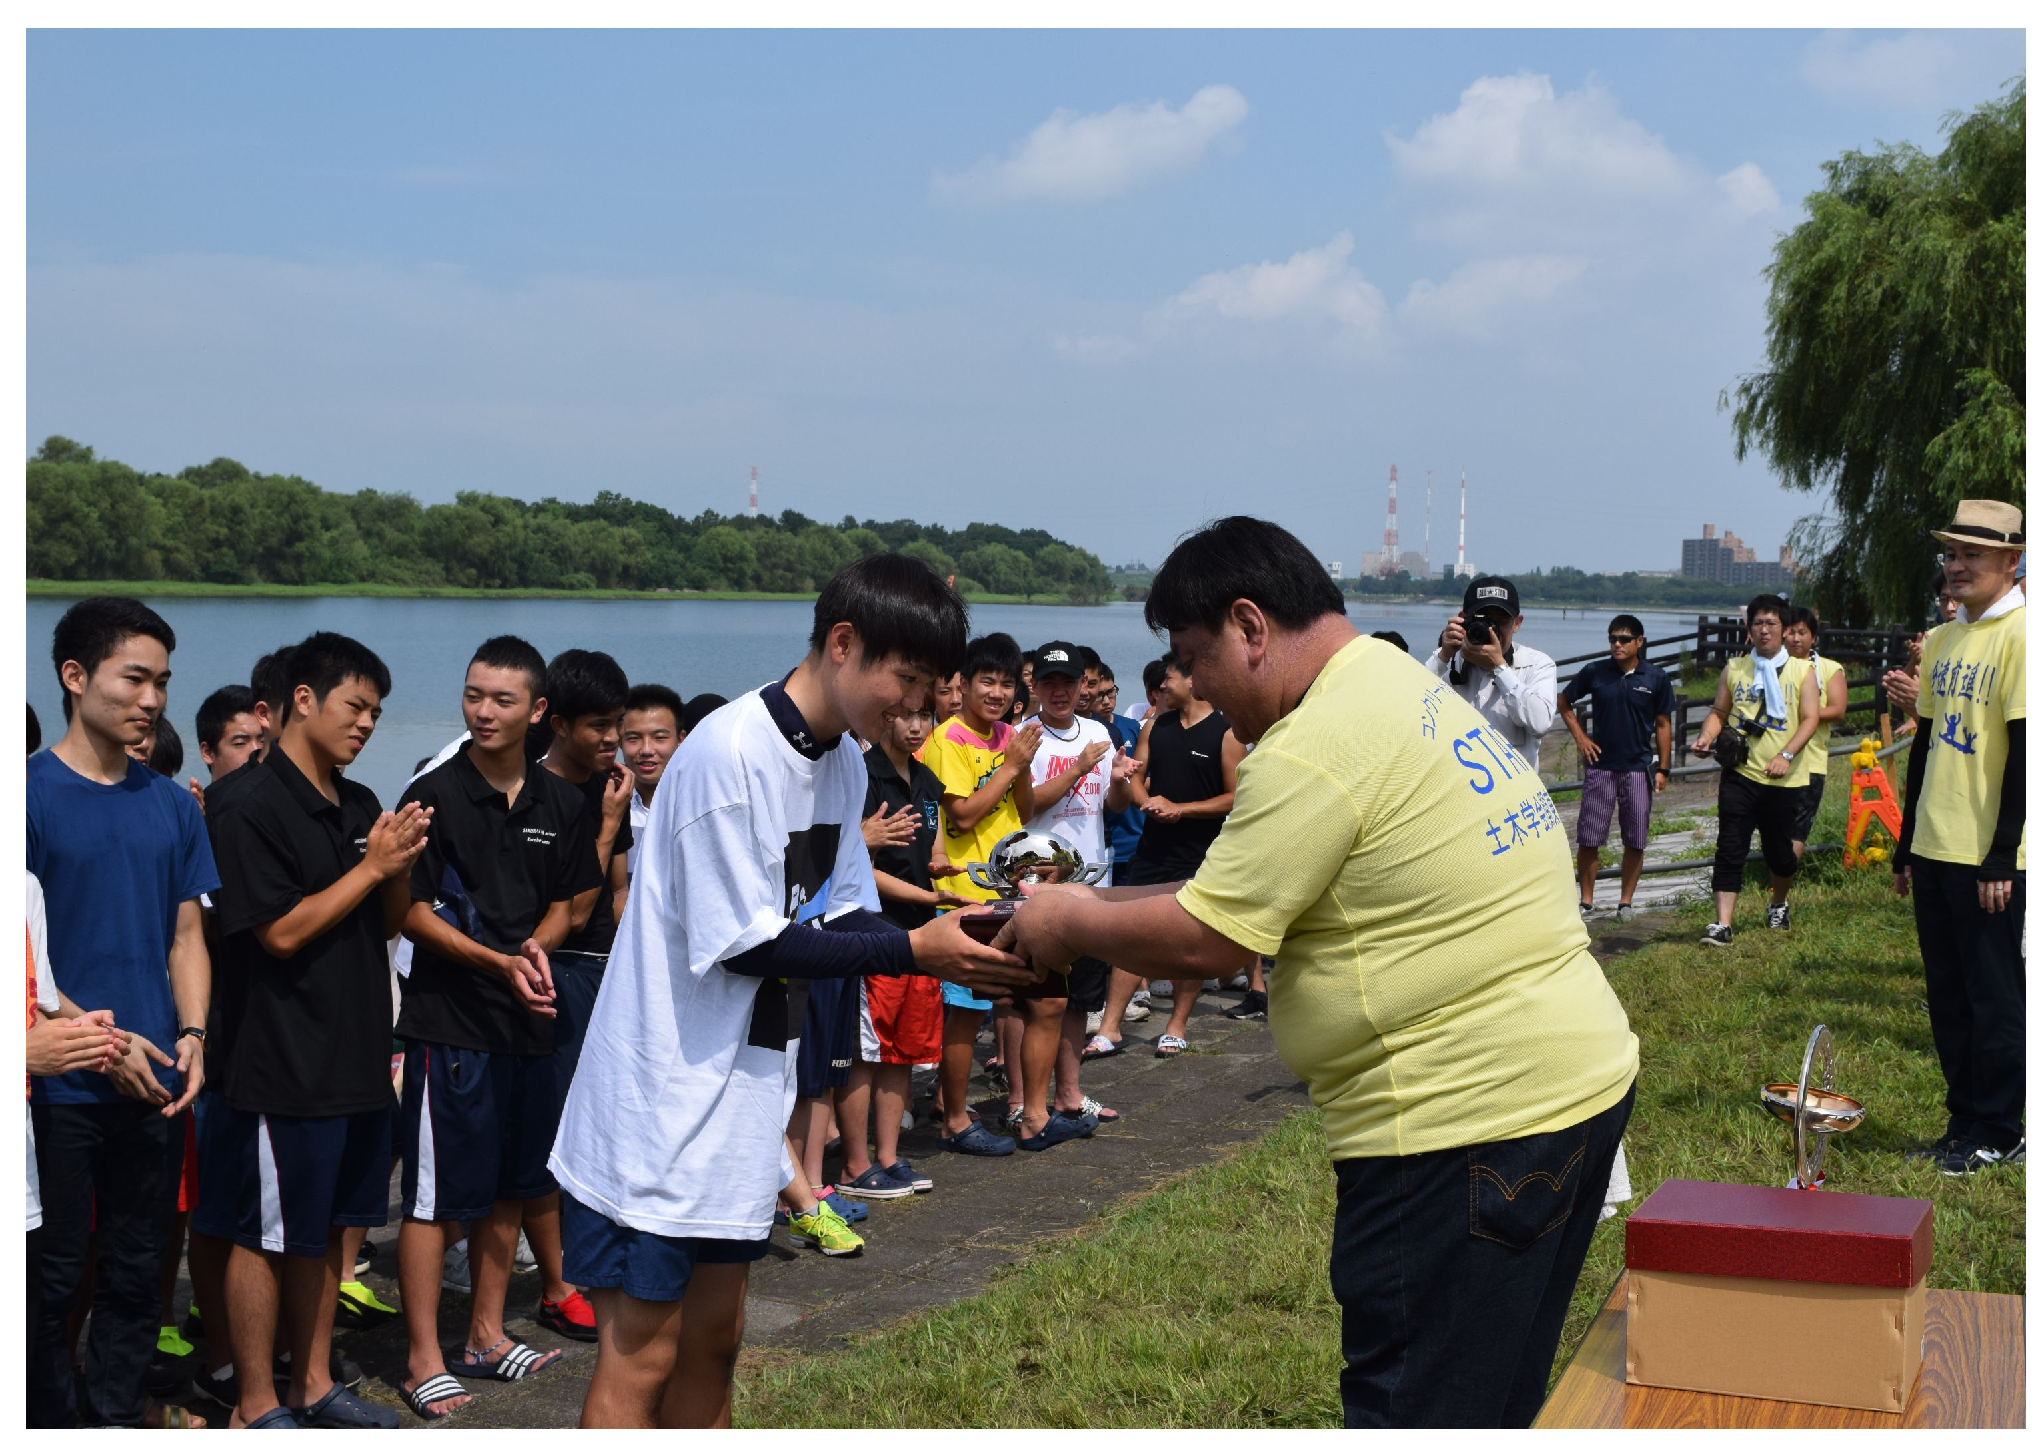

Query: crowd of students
left=23, top=575, right=1250, bottom=1428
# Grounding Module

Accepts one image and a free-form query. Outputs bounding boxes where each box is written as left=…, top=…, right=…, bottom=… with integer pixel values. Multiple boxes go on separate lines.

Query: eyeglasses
left=1607, top=634, right=1638, bottom=645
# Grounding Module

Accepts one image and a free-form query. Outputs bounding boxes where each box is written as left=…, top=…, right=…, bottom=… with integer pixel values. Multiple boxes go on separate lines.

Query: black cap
left=1462, top=576, right=1521, bottom=618
left=1032, top=643, right=1084, bottom=679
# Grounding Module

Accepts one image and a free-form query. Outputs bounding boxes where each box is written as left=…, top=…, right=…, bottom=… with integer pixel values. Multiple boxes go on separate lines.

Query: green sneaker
left=336, top=1279, right=401, bottom=1326
left=786, top=1200, right=865, bottom=1257
left=156, top=1324, right=195, bottom=1358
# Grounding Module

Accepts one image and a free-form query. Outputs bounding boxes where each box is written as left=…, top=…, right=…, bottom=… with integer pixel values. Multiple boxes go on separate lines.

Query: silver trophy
left=965, top=827, right=1110, bottom=898
left=1758, top=1024, right=1866, bottom=1189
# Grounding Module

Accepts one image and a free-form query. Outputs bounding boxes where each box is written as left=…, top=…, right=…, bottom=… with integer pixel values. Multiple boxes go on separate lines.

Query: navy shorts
left=550, top=952, right=608, bottom=1090
left=795, top=977, right=858, bottom=1099
left=228, top=1107, right=392, bottom=1258
left=560, top=1190, right=768, bottom=1304
left=189, top=1089, right=241, bottom=1241
left=400, top=1043, right=562, bottom=1222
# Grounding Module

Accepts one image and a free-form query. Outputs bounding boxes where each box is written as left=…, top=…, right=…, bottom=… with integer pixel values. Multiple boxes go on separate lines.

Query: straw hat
left=1930, top=499, right=2025, bottom=550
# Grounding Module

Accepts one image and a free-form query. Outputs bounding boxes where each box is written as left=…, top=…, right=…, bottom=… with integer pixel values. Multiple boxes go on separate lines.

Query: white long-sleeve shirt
left=1424, top=642, right=1559, bottom=773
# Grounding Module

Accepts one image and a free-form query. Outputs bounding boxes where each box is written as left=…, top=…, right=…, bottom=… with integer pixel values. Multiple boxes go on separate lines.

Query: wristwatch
left=1778, top=749, right=1796, bottom=762
left=176, top=1025, right=207, bottom=1043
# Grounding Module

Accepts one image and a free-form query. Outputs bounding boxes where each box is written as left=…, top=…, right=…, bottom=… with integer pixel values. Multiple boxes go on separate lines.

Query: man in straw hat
left=1892, top=499, right=2026, bottom=1177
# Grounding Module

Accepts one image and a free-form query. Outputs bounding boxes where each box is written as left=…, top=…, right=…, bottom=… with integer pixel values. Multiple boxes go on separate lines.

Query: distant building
left=1681, top=524, right=1796, bottom=587
left=1328, top=560, right=1343, bottom=581
left=1360, top=549, right=1431, bottom=580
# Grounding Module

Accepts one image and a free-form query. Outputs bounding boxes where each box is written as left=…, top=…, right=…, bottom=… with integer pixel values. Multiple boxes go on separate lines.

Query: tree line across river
left=24, top=437, right=1116, bottom=602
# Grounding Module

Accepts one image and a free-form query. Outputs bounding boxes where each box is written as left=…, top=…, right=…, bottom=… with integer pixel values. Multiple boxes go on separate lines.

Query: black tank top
left=1132, top=707, right=1229, bottom=881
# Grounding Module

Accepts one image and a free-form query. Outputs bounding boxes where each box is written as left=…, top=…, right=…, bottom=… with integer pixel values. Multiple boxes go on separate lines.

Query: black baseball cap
left=1462, top=576, right=1521, bottom=618
left=1033, top=643, right=1084, bottom=680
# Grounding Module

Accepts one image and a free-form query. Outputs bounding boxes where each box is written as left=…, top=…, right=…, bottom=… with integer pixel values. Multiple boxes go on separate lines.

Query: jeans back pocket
left=1467, top=1120, right=1591, bottom=1250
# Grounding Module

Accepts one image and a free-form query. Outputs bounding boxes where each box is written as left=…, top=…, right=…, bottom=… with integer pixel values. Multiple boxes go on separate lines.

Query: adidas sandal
left=397, top=1372, right=472, bottom=1420
left=445, top=1335, right=562, bottom=1381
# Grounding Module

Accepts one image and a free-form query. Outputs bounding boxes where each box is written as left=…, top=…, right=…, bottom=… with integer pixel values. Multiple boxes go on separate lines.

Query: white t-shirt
left=26, top=874, right=59, bottom=1231
left=626, top=789, right=652, bottom=875
left=1028, top=714, right=1116, bottom=877
left=549, top=688, right=877, bottom=1240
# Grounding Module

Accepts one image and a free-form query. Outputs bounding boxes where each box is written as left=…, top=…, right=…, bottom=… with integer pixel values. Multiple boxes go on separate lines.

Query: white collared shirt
left=1424, top=642, right=1560, bottom=773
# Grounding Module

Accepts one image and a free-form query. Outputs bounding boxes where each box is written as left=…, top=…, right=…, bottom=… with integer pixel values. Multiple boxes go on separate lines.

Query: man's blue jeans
left=1330, top=1084, right=1635, bottom=1428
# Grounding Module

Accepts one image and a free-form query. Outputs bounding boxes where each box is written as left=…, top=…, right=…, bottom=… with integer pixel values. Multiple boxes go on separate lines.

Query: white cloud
left=1165, top=232, right=1387, bottom=333
left=1801, top=30, right=2008, bottom=110
left=1715, top=161, right=1782, bottom=217
left=934, top=84, right=1247, bottom=204
left=1398, top=256, right=1589, bottom=338
left=1387, top=73, right=1687, bottom=196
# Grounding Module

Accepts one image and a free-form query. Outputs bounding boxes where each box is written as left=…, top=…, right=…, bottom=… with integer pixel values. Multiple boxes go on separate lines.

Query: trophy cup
left=1758, top=1024, right=1866, bottom=1189
left=955, top=829, right=1109, bottom=997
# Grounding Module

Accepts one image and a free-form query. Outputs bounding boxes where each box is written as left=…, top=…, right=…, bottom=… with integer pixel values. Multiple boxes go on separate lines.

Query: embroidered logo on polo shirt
left=521, top=827, right=557, bottom=845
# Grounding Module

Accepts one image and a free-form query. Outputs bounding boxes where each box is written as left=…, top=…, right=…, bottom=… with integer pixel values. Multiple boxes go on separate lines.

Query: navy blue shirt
left=27, top=750, right=220, bottom=1103
left=1101, top=713, right=1145, bottom=870
left=1561, top=659, right=1677, bottom=773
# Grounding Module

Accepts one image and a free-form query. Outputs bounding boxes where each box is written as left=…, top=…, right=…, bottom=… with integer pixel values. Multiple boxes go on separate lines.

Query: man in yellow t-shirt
left=1782, top=607, right=1850, bottom=862
left=1891, top=499, right=2026, bottom=1177
left=1688, top=595, right=1821, bottom=945
left=1001, top=517, right=1638, bottom=1429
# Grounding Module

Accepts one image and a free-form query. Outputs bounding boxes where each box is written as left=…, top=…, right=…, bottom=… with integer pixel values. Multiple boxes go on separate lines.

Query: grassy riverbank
left=25, top=578, right=1106, bottom=606
left=735, top=858, right=2023, bottom=1427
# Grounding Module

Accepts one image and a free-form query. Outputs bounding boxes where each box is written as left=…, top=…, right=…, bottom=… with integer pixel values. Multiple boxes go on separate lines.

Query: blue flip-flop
left=293, top=1382, right=398, bottom=1428
left=1018, top=1112, right=1095, bottom=1151
left=937, top=1121, right=1016, bottom=1156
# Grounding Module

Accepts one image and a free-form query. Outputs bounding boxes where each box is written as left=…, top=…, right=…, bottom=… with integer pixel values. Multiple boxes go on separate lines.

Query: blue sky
left=27, top=28, right=2026, bottom=572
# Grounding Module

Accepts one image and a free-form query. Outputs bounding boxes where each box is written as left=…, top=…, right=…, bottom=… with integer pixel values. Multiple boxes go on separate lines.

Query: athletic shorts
left=400, top=1043, right=561, bottom=1222
left=559, top=1190, right=768, bottom=1304
left=1068, top=958, right=1111, bottom=1013
left=549, top=951, right=608, bottom=1089
left=172, top=1106, right=199, bottom=1214
left=796, top=977, right=858, bottom=1098
left=858, top=974, right=942, bottom=1066
left=1791, top=772, right=1828, bottom=845
left=228, top=1107, right=392, bottom=1258
left=1576, top=768, right=1652, bottom=851
left=189, top=1090, right=240, bottom=1240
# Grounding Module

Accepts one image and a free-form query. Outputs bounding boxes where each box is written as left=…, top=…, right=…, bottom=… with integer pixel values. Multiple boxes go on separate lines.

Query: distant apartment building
left=1681, top=524, right=1796, bottom=587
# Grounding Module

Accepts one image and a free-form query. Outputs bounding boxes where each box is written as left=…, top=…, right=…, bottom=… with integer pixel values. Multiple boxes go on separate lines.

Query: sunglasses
left=1607, top=633, right=1638, bottom=644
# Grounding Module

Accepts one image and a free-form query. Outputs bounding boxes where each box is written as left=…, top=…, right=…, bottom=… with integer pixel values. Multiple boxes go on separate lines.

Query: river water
left=24, top=596, right=1701, bottom=805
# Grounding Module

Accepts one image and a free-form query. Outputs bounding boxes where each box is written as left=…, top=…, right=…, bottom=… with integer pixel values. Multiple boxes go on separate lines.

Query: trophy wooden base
left=955, top=900, right=1067, bottom=1001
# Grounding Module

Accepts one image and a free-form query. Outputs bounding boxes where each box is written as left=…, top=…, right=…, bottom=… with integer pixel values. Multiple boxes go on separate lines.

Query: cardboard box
left=1624, top=1179, right=1933, bottom=1413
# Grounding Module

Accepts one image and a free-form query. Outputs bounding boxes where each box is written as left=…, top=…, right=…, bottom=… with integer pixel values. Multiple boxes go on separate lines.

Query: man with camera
left=1426, top=576, right=1559, bottom=772
left=1688, top=595, right=1821, bottom=945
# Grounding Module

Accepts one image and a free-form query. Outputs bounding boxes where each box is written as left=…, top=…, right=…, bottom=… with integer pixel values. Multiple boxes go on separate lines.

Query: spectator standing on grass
left=1892, top=500, right=2026, bottom=1178
left=1426, top=576, right=1559, bottom=773
left=1783, top=608, right=1849, bottom=861
left=1000, top=517, right=1637, bottom=1429
left=28, top=598, right=217, bottom=1430
left=1688, top=595, right=1821, bottom=946
left=1557, top=615, right=1675, bottom=919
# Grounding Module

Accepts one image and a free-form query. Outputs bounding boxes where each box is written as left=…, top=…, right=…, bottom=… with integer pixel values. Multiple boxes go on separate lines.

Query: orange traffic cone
left=1843, top=738, right=1904, bottom=868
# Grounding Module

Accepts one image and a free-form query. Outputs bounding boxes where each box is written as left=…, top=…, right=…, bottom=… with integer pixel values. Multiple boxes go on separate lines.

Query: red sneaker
left=538, top=1290, right=598, bottom=1342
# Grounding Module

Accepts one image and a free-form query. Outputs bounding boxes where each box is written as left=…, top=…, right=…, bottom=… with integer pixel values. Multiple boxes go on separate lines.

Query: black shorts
left=550, top=952, right=608, bottom=1089
left=228, top=1107, right=391, bottom=1258
left=399, top=1044, right=561, bottom=1221
left=1791, top=773, right=1828, bottom=844
left=1068, top=958, right=1111, bottom=1012
left=796, top=977, right=858, bottom=1099
left=560, top=1191, right=768, bottom=1304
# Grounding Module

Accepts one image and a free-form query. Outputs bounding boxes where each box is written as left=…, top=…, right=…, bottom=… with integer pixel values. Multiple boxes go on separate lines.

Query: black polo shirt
left=556, top=770, right=633, bottom=956
left=201, top=754, right=274, bottom=1094
left=396, top=743, right=602, bottom=1057
left=1560, top=659, right=1677, bottom=773
left=209, top=747, right=393, bottom=1117
left=863, top=745, right=942, bottom=929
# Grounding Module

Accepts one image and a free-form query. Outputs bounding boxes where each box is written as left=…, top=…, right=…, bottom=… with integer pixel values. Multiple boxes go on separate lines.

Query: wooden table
left=1535, top=1273, right=2026, bottom=1428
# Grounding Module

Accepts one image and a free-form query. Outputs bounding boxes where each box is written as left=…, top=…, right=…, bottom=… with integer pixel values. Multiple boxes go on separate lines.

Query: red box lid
left=1624, top=1178, right=1932, bottom=1289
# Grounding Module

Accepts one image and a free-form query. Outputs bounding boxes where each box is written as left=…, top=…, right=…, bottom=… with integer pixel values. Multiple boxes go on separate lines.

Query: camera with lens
left=1464, top=615, right=1496, bottom=646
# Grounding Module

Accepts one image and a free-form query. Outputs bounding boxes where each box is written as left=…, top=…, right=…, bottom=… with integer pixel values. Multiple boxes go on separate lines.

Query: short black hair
left=146, top=715, right=184, bottom=778
left=1786, top=606, right=1820, bottom=638
left=1142, top=657, right=1170, bottom=696
left=1371, top=630, right=1409, bottom=652
left=1608, top=614, right=1645, bottom=639
left=51, top=596, right=176, bottom=686
left=809, top=553, right=969, bottom=678
left=469, top=635, right=547, bottom=697
left=680, top=693, right=729, bottom=733
left=1095, top=661, right=1116, bottom=683
left=1930, top=569, right=1948, bottom=595
left=285, top=632, right=393, bottom=720
left=545, top=650, right=629, bottom=728
left=962, top=632, right=1023, bottom=682
left=1747, top=594, right=1790, bottom=625
left=1144, top=516, right=1346, bottom=636
left=196, top=685, right=259, bottom=752
left=623, top=683, right=684, bottom=723
left=1075, top=645, right=1101, bottom=672
left=249, top=647, right=299, bottom=720
left=27, top=704, right=40, bottom=755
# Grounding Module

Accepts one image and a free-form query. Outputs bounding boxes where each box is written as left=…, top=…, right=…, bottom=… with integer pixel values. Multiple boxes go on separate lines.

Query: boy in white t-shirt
left=1009, top=644, right=1139, bottom=1143
left=547, top=555, right=1035, bottom=1429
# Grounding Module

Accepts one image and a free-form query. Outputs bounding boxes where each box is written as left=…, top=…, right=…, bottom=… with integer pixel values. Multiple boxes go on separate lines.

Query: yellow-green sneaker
left=336, top=1278, right=401, bottom=1326
left=786, top=1200, right=865, bottom=1257
left=156, top=1324, right=195, bottom=1358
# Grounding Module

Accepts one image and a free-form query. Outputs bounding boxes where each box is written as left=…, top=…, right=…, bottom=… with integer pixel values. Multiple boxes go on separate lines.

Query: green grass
left=736, top=846, right=2024, bottom=1427
left=26, top=578, right=1102, bottom=605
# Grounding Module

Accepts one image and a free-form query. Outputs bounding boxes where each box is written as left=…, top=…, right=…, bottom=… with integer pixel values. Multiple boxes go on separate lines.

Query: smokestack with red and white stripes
left=747, top=466, right=759, bottom=519
left=1455, top=469, right=1467, bottom=576
left=1382, top=464, right=1400, bottom=574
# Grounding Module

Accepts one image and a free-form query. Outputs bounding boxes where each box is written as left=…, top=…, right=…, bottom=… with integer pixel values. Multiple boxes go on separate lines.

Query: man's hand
left=1892, top=866, right=1911, bottom=899
left=1075, top=738, right=1110, bottom=775
left=600, top=766, right=632, bottom=834
left=1688, top=734, right=1714, bottom=756
left=1461, top=635, right=1507, bottom=673
left=1144, top=794, right=1183, bottom=823
left=1576, top=736, right=1602, bottom=766
left=993, top=887, right=1088, bottom=977
left=1653, top=768, right=1668, bottom=794
left=188, top=777, right=206, bottom=814
left=363, top=802, right=432, bottom=881
left=1438, top=614, right=1467, bottom=662
left=1109, top=748, right=1143, bottom=787
left=169, top=1033, right=205, bottom=1115
left=505, top=939, right=558, bottom=1017
left=26, top=1012, right=125, bottom=1077
left=1764, top=753, right=1794, bottom=779
left=1979, top=876, right=2014, bottom=914
left=108, top=1034, right=174, bottom=1107
left=1883, top=667, right=1920, bottom=717
left=908, top=911, right=1037, bottom=997
left=1004, top=720, right=1045, bottom=770
left=863, top=803, right=920, bottom=852
left=932, top=888, right=976, bottom=910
